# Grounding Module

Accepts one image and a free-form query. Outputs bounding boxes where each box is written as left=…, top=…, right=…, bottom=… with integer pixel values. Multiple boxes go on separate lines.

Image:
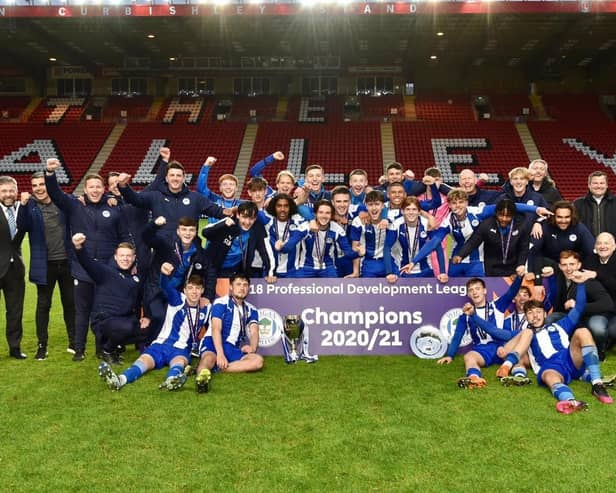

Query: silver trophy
left=283, top=315, right=304, bottom=363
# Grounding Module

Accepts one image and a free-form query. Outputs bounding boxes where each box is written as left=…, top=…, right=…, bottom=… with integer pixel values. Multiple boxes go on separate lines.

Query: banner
left=0, top=2, right=613, bottom=19
left=225, top=277, right=512, bottom=358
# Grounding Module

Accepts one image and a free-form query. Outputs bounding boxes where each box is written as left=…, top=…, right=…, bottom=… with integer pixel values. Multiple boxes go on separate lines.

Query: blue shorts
left=470, top=341, right=503, bottom=367
left=336, top=257, right=354, bottom=278
left=537, top=350, right=584, bottom=386
left=143, top=343, right=191, bottom=369
left=360, top=258, right=386, bottom=278
left=298, top=266, right=338, bottom=278
left=360, top=257, right=387, bottom=277
left=200, top=336, right=245, bottom=363
left=400, top=268, right=434, bottom=278
left=448, top=261, right=485, bottom=278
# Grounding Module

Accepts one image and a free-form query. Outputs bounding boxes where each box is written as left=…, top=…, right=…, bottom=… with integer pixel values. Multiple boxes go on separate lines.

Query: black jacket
left=551, top=274, right=614, bottom=323
left=202, top=218, right=273, bottom=278
left=573, top=190, right=616, bottom=238
left=75, top=247, right=142, bottom=321
left=457, top=215, right=530, bottom=277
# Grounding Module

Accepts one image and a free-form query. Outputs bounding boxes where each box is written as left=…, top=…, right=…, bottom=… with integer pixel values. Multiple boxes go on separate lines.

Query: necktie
left=6, top=207, right=16, bottom=240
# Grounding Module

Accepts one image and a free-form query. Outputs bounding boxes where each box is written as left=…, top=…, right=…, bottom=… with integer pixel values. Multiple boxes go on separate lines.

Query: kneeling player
left=98, top=273, right=209, bottom=391
left=195, top=272, right=264, bottom=393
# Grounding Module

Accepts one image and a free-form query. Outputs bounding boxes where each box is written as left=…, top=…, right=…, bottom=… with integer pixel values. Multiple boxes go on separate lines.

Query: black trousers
left=74, top=279, right=95, bottom=352
left=93, top=315, right=144, bottom=353
left=35, top=259, right=75, bottom=347
left=0, top=260, right=25, bottom=351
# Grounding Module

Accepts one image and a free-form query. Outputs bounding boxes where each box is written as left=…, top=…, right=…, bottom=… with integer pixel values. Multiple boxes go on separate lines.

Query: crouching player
left=476, top=282, right=613, bottom=413
left=98, top=272, right=209, bottom=391
left=194, top=272, right=264, bottom=393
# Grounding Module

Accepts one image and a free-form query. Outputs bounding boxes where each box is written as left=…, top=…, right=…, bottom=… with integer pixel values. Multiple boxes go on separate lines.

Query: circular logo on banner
left=410, top=325, right=447, bottom=359
left=439, top=308, right=471, bottom=347
left=183, top=198, right=190, bottom=205
left=257, top=308, right=283, bottom=347
left=102, top=210, right=111, bottom=218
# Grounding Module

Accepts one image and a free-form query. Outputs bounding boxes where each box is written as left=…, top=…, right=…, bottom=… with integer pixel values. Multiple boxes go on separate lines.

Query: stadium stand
left=0, top=122, right=114, bottom=193
left=393, top=121, right=530, bottom=186
left=155, top=96, right=217, bottom=124
left=103, top=96, right=153, bottom=122
left=228, top=96, right=278, bottom=121
left=286, top=96, right=345, bottom=123
left=541, top=93, right=609, bottom=123
left=487, top=94, right=534, bottom=121
left=28, top=97, right=87, bottom=124
left=160, top=96, right=204, bottom=124
left=243, top=121, right=383, bottom=194
left=98, top=122, right=246, bottom=189
left=528, top=120, right=616, bottom=200
left=0, top=96, right=31, bottom=120
left=415, top=95, right=475, bottom=121
left=359, top=95, right=405, bottom=121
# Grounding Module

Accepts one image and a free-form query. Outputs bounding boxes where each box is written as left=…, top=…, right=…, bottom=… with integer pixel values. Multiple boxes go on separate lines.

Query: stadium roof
left=1, top=2, right=616, bottom=80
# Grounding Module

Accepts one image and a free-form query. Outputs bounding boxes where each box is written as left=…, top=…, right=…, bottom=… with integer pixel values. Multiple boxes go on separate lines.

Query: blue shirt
left=207, top=295, right=259, bottom=347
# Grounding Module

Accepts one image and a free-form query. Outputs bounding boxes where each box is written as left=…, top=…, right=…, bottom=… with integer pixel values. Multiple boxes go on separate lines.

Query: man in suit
left=0, top=175, right=27, bottom=359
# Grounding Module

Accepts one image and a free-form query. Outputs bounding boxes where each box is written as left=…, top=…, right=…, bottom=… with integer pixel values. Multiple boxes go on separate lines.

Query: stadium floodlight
left=430, top=55, right=438, bottom=60
left=147, top=34, right=156, bottom=39
left=49, top=58, right=57, bottom=62
left=436, top=32, right=444, bottom=37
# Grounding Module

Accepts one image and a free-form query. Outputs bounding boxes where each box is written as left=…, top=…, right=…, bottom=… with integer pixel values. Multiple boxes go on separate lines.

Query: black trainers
left=102, top=351, right=120, bottom=365
left=72, top=350, right=85, bottom=362
left=592, top=383, right=614, bottom=404
left=35, top=345, right=48, bottom=361
left=9, top=348, right=27, bottom=360
left=66, top=344, right=76, bottom=355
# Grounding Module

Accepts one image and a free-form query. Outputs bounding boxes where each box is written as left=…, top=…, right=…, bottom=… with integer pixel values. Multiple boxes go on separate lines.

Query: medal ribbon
left=500, top=220, right=514, bottom=265
left=313, top=230, right=327, bottom=269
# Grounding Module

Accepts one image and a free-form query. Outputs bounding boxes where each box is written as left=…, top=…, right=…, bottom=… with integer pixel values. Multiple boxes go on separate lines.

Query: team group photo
left=2, top=1, right=616, bottom=491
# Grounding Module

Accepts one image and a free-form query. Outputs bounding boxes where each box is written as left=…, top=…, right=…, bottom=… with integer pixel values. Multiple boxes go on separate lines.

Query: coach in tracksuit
left=45, top=158, right=131, bottom=362
left=117, top=160, right=231, bottom=241
left=72, top=233, right=144, bottom=365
